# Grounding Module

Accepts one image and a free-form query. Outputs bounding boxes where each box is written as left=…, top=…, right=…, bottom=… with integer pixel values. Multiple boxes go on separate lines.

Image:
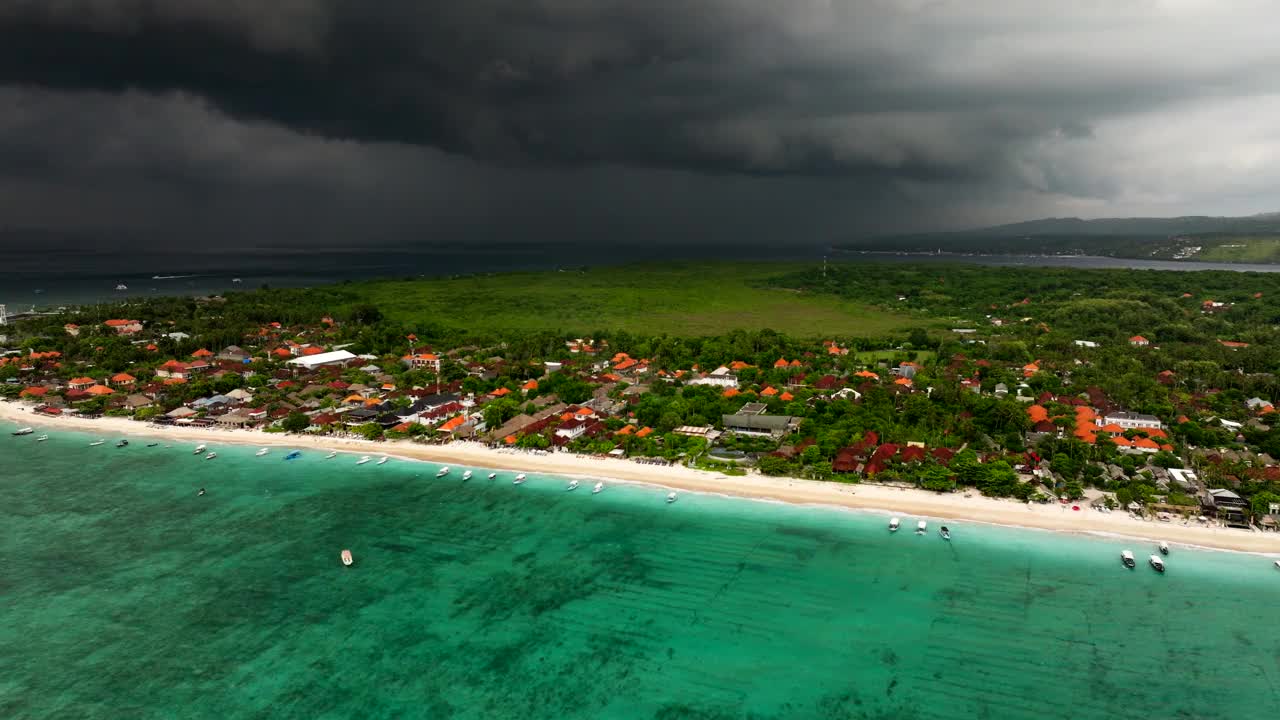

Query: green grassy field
left=1194, top=236, right=1280, bottom=263
left=352, top=263, right=927, bottom=337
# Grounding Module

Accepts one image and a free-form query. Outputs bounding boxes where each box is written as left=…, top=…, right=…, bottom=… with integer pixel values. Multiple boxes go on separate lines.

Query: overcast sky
left=1, top=0, right=1278, bottom=248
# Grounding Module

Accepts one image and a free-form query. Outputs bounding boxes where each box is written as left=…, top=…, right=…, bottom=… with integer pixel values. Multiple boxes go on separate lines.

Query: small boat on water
left=255, top=448, right=269, bottom=457
left=115, top=283, right=128, bottom=291
left=666, top=491, right=678, bottom=504
left=461, top=470, right=472, bottom=480
left=488, top=472, right=497, bottom=480
left=1121, top=550, right=1136, bottom=568
left=116, top=439, right=129, bottom=448
left=376, top=456, right=388, bottom=466
left=939, top=526, right=951, bottom=541
left=193, top=444, right=206, bottom=455
left=356, top=456, right=371, bottom=465
left=11, top=427, right=33, bottom=436
left=436, top=466, right=450, bottom=477
left=146, top=442, right=158, bottom=447
left=889, top=517, right=900, bottom=532
left=1159, top=541, right=1169, bottom=556
left=567, top=480, right=580, bottom=491
left=1274, top=560, right=1280, bottom=571
left=916, top=520, right=927, bottom=535
left=514, top=474, right=527, bottom=485
left=89, top=439, right=105, bottom=447
left=325, top=451, right=337, bottom=460
left=341, top=549, right=353, bottom=567
left=593, top=482, right=604, bottom=494
left=36, top=434, right=49, bottom=442
left=286, top=450, right=302, bottom=461
left=205, top=452, right=217, bottom=460
left=1149, top=555, right=1165, bottom=573
left=197, top=488, right=206, bottom=496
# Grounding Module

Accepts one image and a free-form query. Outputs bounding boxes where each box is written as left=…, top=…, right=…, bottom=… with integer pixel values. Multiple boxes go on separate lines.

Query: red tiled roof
left=86, top=385, right=115, bottom=395
left=191, top=349, right=213, bottom=358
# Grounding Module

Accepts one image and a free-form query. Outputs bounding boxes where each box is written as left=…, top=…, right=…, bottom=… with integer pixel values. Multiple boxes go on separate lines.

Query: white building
left=1102, top=411, right=1163, bottom=430
left=1073, top=340, right=1099, bottom=348
left=286, top=350, right=357, bottom=371
left=688, top=373, right=739, bottom=388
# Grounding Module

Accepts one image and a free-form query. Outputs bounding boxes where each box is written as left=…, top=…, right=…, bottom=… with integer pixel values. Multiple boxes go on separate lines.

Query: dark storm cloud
left=1, top=1, right=1279, bottom=245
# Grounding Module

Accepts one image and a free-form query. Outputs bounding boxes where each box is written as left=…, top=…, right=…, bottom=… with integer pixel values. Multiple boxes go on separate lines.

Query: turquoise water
left=2, top=423, right=1278, bottom=719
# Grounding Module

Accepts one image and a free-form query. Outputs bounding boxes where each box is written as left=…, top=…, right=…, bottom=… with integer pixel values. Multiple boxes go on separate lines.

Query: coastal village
left=5, top=297, right=1280, bottom=536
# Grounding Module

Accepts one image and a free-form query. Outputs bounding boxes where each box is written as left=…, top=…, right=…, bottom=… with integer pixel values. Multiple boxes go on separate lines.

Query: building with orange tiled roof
left=68, top=377, right=96, bottom=390
left=401, top=353, right=441, bottom=371
left=1219, top=340, right=1250, bottom=349
left=635, top=427, right=654, bottom=438
left=521, top=380, right=538, bottom=391
left=64, top=323, right=80, bottom=336
left=779, top=391, right=794, bottom=402
left=191, top=348, right=213, bottom=358
left=761, top=386, right=778, bottom=397
left=438, top=415, right=468, bottom=433
left=86, top=384, right=115, bottom=396
left=103, top=319, right=142, bottom=335
left=490, top=387, right=512, bottom=397
left=773, top=358, right=790, bottom=368
left=20, top=386, right=48, bottom=399
left=894, top=377, right=913, bottom=387
left=110, top=372, right=137, bottom=387
left=854, top=370, right=879, bottom=380
left=1129, top=335, right=1149, bottom=346
left=723, top=388, right=740, bottom=398
left=730, top=360, right=752, bottom=370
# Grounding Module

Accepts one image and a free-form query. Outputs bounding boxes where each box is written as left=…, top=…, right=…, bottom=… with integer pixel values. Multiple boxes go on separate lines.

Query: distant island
left=840, top=211, right=1280, bottom=263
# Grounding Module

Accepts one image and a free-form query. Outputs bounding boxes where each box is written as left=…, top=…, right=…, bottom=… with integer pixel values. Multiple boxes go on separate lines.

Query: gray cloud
left=0, top=1, right=1278, bottom=246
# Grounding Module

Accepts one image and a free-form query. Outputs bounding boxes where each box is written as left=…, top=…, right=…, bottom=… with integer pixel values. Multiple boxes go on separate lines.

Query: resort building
left=1102, top=411, right=1164, bottom=430
left=401, top=353, right=442, bottom=372
left=104, top=319, right=143, bottom=335
left=286, top=350, right=357, bottom=371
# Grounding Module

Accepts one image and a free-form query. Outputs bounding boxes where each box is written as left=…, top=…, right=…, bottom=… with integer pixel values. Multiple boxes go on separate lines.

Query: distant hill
left=840, top=212, right=1280, bottom=261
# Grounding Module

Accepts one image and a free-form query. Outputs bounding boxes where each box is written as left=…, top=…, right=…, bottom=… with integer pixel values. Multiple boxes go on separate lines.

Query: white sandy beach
left=4, top=401, right=1279, bottom=555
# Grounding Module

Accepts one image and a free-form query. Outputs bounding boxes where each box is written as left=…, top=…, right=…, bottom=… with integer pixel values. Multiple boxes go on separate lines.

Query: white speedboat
left=889, top=517, right=900, bottom=532
left=1159, top=541, right=1169, bottom=556
left=193, top=444, right=206, bottom=455
left=458, top=470, right=471, bottom=481
left=514, top=473, right=526, bottom=484
left=89, top=439, right=105, bottom=447
left=205, top=452, right=217, bottom=460
left=356, top=456, right=371, bottom=465
left=36, top=434, right=48, bottom=442
left=325, top=451, right=337, bottom=460
left=341, top=549, right=353, bottom=567
left=939, top=526, right=951, bottom=541
left=916, top=520, right=927, bottom=535
left=376, top=456, right=389, bottom=466
left=1149, top=555, right=1165, bottom=573
left=592, top=482, right=604, bottom=494
left=1121, top=550, right=1136, bottom=568
left=666, top=491, right=678, bottom=504
left=436, top=466, right=450, bottom=477
left=255, top=448, right=269, bottom=457
left=488, top=472, right=497, bottom=480
left=11, top=427, right=33, bottom=436
left=567, top=480, right=580, bottom=491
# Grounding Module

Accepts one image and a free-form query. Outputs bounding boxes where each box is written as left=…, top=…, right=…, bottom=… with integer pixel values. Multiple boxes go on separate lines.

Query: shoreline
left=4, top=401, right=1279, bottom=556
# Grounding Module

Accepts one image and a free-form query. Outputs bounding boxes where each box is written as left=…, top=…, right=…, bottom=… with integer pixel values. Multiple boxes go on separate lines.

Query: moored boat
left=488, top=472, right=497, bottom=480
left=1121, top=550, right=1136, bottom=568
left=1274, top=560, right=1280, bottom=571
left=116, top=439, right=129, bottom=448
left=939, top=526, right=951, bottom=541
left=1159, top=541, right=1169, bottom=556
left=285, top=450, right=302, bottom=460
left=377, top=456, right=389, bottom=466
left=1149, top=555, right=1165, bottom=573
left=11, top=427, right=33, bottom=436
left=256, top=448, right=269, bottom=456
left=593, top=482, right=604, bottom=494
left=146, top=442, right=158, bottom=447
left=461, top=469, right=472, bottom=480
left=567, top=480, right=580, bottom=491
left=193, top=444, right=206, bottom=455
left=36, top=434, right=49, bottom=442
left=325, top=451, right=337, bottom=459
left=514, top=473, right=526, bottom=484
left=666, top=491, right=678, bottom=504
left=889, top=517, right=900, bottom=532
left=205, top=452, right=217, bottom=460
left=341, top=549, right=353, bottom=567
left=916, top=520, right=927, bottom=535
left=89, top=439, right=105, bottom=447
left=356, top=456, right=371, bottom=465
left=436, top=466, right=450, bottom=477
